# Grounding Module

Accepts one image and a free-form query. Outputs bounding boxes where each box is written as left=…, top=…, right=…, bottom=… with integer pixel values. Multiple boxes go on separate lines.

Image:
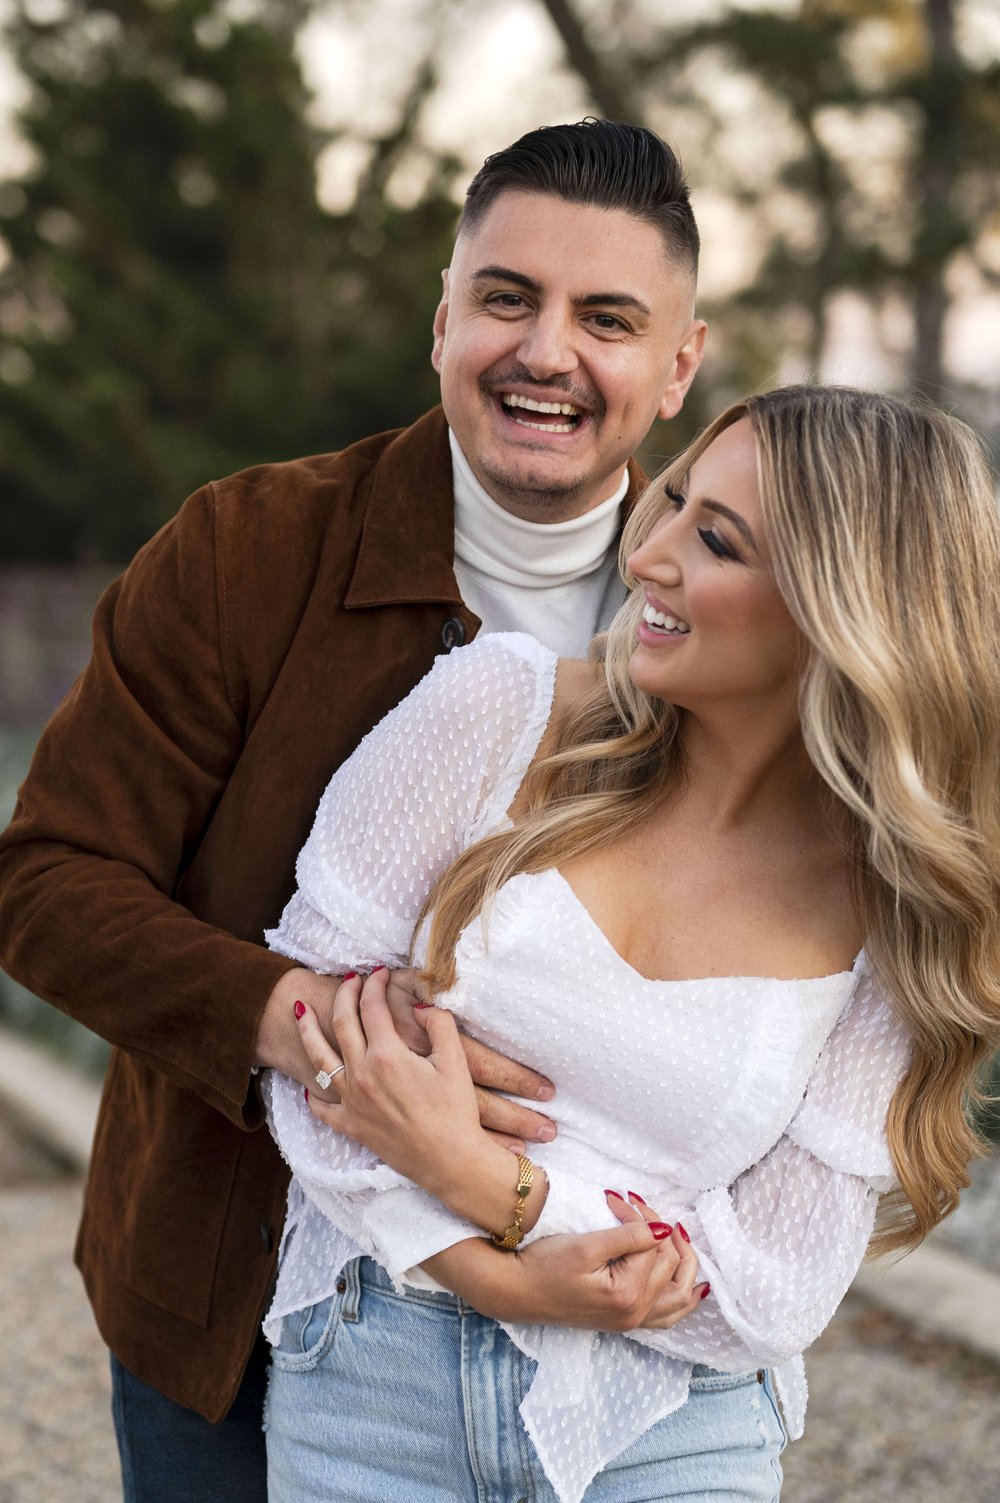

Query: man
left=0, top=119, right=705, bottom=1497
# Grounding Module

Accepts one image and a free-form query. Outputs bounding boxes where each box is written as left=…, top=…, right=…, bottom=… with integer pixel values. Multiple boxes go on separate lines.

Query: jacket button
left=441, top=617, right=466, bottom=651
left=259, top=1222, right=273, bottom=1252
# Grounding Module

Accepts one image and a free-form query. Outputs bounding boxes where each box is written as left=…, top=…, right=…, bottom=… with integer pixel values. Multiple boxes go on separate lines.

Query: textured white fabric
left=263, top=632, right=912, bottom=1503
left=450, top=430, right=628, bottom=657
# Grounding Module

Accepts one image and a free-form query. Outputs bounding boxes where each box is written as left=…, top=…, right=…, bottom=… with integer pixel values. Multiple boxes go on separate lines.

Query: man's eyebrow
left=469, top=267, right=651, bottom=318
left=702, top=499, right=758, bottom=551
left=576, top=292, right=651, bottom=318
left=470, top=265, right=541, bottom=293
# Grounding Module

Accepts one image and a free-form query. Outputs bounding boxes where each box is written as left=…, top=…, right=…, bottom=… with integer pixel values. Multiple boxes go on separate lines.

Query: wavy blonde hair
left=417, top=385, right=1000, bottom=1255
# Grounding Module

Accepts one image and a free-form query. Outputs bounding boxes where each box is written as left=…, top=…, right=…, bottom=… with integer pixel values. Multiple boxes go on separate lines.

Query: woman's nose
left=628, top=525, right=682, bottom=584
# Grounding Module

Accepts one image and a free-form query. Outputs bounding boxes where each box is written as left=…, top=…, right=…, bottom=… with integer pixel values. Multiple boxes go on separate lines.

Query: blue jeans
left=111, top=1333, right=269, bottom=1503
left=265, top=1257, right=787, bottom=1502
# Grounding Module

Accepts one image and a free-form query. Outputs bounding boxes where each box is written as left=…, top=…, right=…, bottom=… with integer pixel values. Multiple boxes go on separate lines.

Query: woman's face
left=626, top=418, right=804, bottom=719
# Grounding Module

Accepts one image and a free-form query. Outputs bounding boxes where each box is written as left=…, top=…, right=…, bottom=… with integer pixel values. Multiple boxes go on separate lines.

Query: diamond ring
left=314, top=1064, right=346, bottom=1090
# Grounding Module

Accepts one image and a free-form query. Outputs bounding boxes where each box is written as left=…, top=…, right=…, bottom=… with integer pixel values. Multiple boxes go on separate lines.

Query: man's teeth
left=500, top=393, right=582, bottom=433
left=502, top=394, right=581, bottom=416
left=642, top=603, right=690, bottom=634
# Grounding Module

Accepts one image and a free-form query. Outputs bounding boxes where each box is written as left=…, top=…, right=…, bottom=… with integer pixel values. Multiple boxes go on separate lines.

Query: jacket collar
left=345, top=404, right=648, bottom=608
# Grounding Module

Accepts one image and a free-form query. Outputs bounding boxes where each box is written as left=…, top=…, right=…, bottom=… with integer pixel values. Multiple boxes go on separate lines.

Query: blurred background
left=0, top=5, right=999, bottom=1498
left=1, top=0, right=998, bottom=1087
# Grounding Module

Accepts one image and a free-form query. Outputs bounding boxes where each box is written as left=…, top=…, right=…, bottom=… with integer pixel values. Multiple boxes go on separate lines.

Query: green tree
left=0, top=0, right=458, bottom=561
left=536, top=0, right=1000, bottom=425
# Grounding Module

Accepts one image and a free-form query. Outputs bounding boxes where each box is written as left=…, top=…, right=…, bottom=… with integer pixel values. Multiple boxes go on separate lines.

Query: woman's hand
left=295, top=970, right=482, bottom=1194
left=424, top=1195, right=708, bottom=1332
left=295, top=970, right=551, bottom=1237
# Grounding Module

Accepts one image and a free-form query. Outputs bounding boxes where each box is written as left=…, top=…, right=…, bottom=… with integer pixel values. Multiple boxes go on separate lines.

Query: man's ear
left=656, top=319, right=707, bottom=421
left=430, top=269, right=450, bottom=373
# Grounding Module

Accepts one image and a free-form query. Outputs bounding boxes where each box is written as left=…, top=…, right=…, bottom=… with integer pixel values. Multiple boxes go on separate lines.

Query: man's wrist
left=254, top=966, right=339, bottom=1076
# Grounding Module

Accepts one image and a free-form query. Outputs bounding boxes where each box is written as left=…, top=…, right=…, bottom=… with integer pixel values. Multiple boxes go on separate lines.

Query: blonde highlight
left=417, top=385, right=1000, bottom=1257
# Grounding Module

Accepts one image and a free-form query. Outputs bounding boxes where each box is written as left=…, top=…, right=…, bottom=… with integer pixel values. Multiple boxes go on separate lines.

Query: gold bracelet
left=490, top=1153, right=534, bottom=1250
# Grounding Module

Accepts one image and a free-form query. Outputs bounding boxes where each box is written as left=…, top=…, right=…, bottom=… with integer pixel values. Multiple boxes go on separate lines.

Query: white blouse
left=263, top=632, right=911, bottom=1503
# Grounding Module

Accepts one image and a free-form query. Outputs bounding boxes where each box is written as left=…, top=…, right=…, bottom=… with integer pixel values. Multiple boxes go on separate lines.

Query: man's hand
left=383, top=967, right=556, bottom=1146
left=254, top=965, right=556, bottom=1146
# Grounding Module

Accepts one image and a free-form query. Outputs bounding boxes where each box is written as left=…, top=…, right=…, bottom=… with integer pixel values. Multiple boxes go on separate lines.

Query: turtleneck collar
left=450, top=430, right=628, bottom=590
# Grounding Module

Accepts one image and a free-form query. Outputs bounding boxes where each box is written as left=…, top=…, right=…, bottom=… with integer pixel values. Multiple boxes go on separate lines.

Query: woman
left=261, top=386, right=1000, bottom=1503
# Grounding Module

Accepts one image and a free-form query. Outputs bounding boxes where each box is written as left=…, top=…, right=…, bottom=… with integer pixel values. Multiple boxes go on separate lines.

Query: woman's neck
left=672, top=707, right=828, bottom=838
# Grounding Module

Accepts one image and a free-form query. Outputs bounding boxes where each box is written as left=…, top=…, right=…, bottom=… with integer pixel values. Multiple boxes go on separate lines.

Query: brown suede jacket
left=0, top=406, right=645, bottom=1420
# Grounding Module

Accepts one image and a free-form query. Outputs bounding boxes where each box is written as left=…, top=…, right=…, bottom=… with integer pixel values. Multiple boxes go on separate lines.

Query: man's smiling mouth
left=498, top=392, right=584, bottom=434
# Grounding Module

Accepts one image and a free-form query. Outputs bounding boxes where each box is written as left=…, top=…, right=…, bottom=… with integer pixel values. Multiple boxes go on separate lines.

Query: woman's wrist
left=424, top=1135, right=549, bottom=1242
left=422, top=1237, right=531, bottom=1321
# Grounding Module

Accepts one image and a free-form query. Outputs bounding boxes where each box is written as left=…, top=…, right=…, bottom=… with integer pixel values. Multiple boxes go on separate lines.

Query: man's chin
left=478, top=458, right=593, bottom=517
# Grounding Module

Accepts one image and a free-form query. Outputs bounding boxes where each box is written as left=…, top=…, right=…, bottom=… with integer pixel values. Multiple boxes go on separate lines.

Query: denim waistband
left=348, top=1255, right=755, bottom=1383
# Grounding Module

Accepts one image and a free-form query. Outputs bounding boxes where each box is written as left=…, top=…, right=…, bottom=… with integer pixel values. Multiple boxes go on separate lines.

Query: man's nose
left=516, top=309, right=578, bottom=378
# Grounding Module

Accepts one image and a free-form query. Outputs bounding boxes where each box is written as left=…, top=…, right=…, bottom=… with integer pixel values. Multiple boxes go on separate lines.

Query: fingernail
left=605, top=1189, right=624, bottom=1199
left=628, top=1191, right=647, bottom=1205
left=677, top=1221, right=690, bottom=1243
left=371, top=964, right=388, bottom=973
left=649, top=1222, right=673, bottom=1240
left=536, top=1083, right=555, bottom=1101
left=342, top=971, right=357, bottom=981
left=414, top=1001, right=432, bottom=1009
left=304, top=1088, right=309, bottom=1102
left=700, top=1283, right=711, bottom=1300
left=293, top=1001, right=306, bottom=1019
left=536, top=1124, right=556, bottom=1142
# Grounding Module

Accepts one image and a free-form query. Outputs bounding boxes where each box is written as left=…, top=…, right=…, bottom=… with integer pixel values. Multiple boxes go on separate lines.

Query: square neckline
left=539, top=867, right=864, bottom=989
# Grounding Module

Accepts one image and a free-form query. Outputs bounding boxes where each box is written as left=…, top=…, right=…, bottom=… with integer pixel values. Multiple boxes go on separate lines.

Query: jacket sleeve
left=0, top=486, right=297, bottom=1126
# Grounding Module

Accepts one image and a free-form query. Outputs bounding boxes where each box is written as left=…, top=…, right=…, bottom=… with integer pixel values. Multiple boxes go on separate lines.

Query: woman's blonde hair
left=418, top=384, right=1000, bottom=1256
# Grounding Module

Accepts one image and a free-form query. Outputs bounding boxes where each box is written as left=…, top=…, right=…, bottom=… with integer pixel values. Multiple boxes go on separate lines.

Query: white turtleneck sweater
left=449, top=430, right=629, bottom=659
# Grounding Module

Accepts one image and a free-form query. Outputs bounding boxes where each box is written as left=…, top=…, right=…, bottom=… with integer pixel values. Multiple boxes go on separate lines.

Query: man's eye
left=590, top=314, right=626, bottom=332
left=490, top=293, right=525, bottom=309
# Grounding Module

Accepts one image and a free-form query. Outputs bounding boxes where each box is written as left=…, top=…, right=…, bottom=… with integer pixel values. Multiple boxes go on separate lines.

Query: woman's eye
left=698, top=527, right=738, bottom=561
left=664, top=483, right=686, bottom=510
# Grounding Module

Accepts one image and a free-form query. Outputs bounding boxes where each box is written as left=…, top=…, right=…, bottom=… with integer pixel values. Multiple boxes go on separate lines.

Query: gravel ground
left=1, top=1111, right=998, bottom=1502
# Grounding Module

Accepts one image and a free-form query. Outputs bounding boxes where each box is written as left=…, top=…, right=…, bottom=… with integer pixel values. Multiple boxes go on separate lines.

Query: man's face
left=431, top=190, right=706, bottom=521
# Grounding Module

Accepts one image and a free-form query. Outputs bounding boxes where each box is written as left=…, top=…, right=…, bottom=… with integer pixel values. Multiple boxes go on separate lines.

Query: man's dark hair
left=459, top=118, right=699, bottom=276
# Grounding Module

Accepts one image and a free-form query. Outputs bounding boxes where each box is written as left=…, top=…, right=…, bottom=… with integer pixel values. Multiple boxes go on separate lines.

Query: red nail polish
left=604, top=1189, right=624, bottom=1199
left=371, top=964, right=388, bottom=973
left=628, top=1191, right=648, bottom=1205
left=414, top=1001, right=432, bottom=1009
left=700, top=1283, right=711, bottom=1300
left=677, top=1221, right=690, bottom=1243
left=293, top=1001, right=306, bottom=1020
left=304, top=1088, right=309, bottom=1102
left=342, top=971, right=357, bottom=981
left=649, top=1222, right=673, bottom=1240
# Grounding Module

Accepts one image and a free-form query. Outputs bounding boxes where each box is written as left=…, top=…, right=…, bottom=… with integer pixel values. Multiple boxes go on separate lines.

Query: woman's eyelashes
left=663, top=481, right=742, bottom=563
left=698, top=527, right=741, bottom=562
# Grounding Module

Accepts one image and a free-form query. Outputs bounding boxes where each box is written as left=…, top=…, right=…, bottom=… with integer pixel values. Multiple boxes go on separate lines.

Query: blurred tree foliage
left=0, top=0, right=458, bottom=561
left=539, top=0, right=1000, bottom=427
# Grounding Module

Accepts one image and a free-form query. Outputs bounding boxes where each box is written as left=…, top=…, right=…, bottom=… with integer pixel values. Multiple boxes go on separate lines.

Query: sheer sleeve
left=265, top=632, right=556, bottom=972
left=264, top=632, right=558, bottom=1282
left=518, top=964, right=911, bottom=1373
left=632, top=966, right=911, bottom=1372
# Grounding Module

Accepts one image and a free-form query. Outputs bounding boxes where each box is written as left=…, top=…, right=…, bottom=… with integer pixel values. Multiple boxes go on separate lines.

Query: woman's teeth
left=642, top=603, right=689, bottom=634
